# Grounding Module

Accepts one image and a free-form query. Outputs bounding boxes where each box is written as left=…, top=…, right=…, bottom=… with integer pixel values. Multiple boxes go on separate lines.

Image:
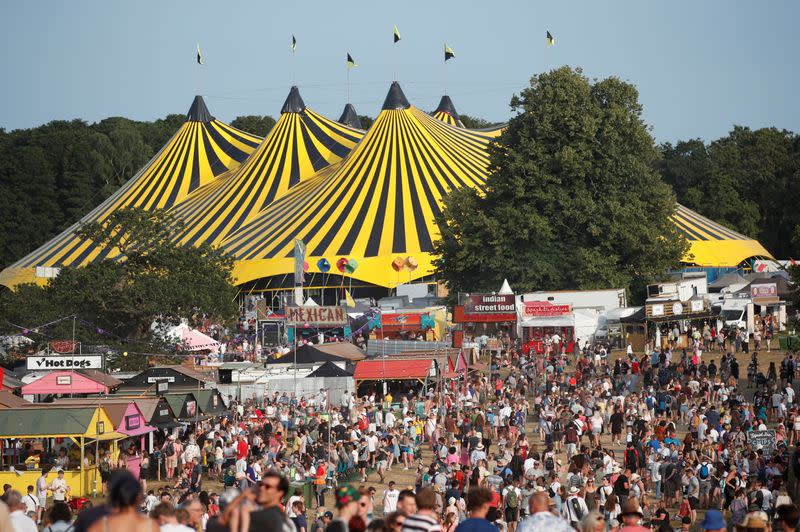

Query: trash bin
left=779, top=336, right=788, bottom=351
left=787, top=335, right=800, bottom=352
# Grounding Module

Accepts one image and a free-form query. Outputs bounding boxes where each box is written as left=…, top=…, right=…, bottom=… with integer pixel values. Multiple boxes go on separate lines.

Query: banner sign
left=56, top=375, right=72, bottom=385
left=286, top=306, right=348, bottom=326
left=125, top=414, right=141, bottom=431
left=50, top=340, right=79, bottom=354
left=461, top=294, right=516, bottom=313
left=27, top=355, right=103, bottom=370
left=747, top=429, right=776, bottom=452
left=750, top=283, right=777, bottom=299
left=522, top=302, right=572, bottom=318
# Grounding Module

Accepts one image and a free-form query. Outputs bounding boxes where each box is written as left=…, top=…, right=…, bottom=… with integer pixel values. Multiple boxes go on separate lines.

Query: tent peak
left=499, top=279, right=513, bottom=294
left=187, top=95, right=214, bottom=122
left=434, top=95, right=460, bottom=121
left=338, top=103, right=363, bottom=129
left=281, top=86, right=306, bottom=114
left=382, top=81, right=410, bottom=111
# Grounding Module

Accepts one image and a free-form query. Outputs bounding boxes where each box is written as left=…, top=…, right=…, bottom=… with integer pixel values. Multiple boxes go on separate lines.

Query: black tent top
left=434, top=95, right=461, bottom=122
left=338, top=103, right=363, bottom=129
left=281, top=86, right=306, bottom=114
left=382, top=82, right=411, bottom=111
left=266, top=344, right=350, bottom=365
left=187, top=95, right=214, bottom=122
left=306, top=361, right=353, bottom=378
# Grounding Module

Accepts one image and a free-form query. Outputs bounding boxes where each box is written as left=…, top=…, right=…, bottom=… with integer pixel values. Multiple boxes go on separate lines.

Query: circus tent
left=432, top=95, right=465, bottom=128
left=0, top=96, right=261, bottom=288
left=221, top=82, right=502, bottom=288
left=166, top=87, right=365, bottom=248
left=671, top=204, right=772, bottom=267
left=338, top=103, right=363, bottom=129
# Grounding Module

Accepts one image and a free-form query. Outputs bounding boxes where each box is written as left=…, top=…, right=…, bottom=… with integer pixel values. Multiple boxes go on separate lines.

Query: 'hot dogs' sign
left=27, top=355, right=103, bottom=370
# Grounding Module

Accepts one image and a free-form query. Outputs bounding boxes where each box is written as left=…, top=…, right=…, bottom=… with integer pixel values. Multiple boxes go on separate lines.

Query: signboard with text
left=750, top=283, right=777, bottom=299
left=747, top=430, right=776, bottom=452
left=27, top=355, right=103, bottom=370
left=522, top=302, right=572, bottom=318
left=286, top=306, right=348, bottom=327
left=454, top=293, right=517, bottom=323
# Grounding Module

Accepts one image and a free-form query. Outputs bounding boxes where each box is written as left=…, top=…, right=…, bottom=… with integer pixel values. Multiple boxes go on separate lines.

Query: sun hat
left=699, top=510, right=726, bottom=530
left=619, top=499, right=644, bottom=518
left=568, top=486, right=580, bottom=495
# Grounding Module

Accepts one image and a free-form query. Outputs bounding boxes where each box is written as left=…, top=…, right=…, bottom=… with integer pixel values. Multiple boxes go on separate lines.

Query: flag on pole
left=345, top=289, right=356, bottom=308
left=293, top=239, right=306, bottom=305
left=444, top=43, right=455, bottom=61
left=546, top=31, right=555, bottom=46
left=347, top=53, right=358, bottom=69
left=393, top=25, right=401, bottom=43
left=196, top=44, right=203, bottom=65
left=291, top=35, right=297, bottom=53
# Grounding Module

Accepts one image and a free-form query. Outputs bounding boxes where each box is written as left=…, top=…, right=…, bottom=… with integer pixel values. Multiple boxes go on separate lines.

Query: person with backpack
left=561, top=486, right=588, bottom=529
left=696, top=460, right=713, bottom=508
left=502, top=480, right=521, bottom=532
left=624, top=443, right=639, bottom=474
left=163, top=435, right=179, bottom=480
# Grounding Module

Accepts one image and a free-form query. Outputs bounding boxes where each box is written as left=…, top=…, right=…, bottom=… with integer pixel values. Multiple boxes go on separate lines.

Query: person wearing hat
left=562, top=486, right=588, bottom=529
left=312, top=509, right=333, bottom=532
left=738, top=511, right=769, bottom=531
left=616, top=498, right=648, bottom=532
left=699, top=509, right=726, bottom=532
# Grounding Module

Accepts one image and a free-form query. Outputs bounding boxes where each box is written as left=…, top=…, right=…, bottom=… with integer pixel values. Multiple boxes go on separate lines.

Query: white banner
left=27, top=355, right=103, bottom=370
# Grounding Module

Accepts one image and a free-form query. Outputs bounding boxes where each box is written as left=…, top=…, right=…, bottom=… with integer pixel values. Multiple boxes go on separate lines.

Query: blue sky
left=1, top=0, right=797, bottom=142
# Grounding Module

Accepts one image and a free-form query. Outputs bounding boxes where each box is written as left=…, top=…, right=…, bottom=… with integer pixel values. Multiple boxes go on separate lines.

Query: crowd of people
left=2, top=333, right=800, bottom=532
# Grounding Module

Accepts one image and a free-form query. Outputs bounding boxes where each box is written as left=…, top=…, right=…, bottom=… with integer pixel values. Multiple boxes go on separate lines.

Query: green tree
left=434, top=67, right=688, bottom=302
left=460, top=114, right=502, bottom=129
left=230, top=115, right=277, bottom=137
left=358, top=115, right=374, bottom=130
left=0, top=208, right=238, bottom=370
left=660, top=127, right=800, bottom=257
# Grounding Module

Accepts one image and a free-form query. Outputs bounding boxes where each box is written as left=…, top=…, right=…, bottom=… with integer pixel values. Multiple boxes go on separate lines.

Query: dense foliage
left=659, top=127, right=800, bottom=258
left=230, top=115, right=277, bottom=137
left=0, top=208, right=238, bottom=370
left=434, top=67, right=689, bottom=302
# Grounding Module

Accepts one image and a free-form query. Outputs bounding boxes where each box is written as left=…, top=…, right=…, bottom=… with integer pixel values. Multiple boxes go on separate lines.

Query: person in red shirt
left=236, top=434, right=249, bottom=460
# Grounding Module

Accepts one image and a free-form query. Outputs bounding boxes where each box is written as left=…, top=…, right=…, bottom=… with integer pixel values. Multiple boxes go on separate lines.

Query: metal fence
left=365, top=339, right=451, bottom=356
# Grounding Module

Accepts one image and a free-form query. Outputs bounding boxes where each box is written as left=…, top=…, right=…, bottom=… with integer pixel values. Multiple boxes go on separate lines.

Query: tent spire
left=281, top=86, right=306, bottom=114
left=434, top=95, right=460, bottom=122
left=382, top=81, right=410, bottom=111
left=187, top=95, right=214, bottom=122
left=338, top=103, right=363, bottom=129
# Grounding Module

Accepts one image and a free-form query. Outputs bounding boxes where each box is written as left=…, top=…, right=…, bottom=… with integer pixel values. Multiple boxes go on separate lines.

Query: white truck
left=713, top=296, right=753, bottom=333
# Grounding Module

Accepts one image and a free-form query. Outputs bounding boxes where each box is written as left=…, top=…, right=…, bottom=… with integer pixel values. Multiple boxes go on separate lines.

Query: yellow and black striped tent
left=338, top=103, right=363, bottom=129
left=167, top=87, right=364, bottom=248
left=672, top=204, right=772, bottom=267
left=0, top=96, right=261, bottom=288
left=431, top=95, right=505, bottom=138
left=432, top=95, right=465, bottom=128
left=221, top=82, right=502, bottom=288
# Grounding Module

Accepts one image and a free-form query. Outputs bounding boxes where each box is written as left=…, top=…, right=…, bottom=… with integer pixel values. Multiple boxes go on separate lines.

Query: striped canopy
left=672, top=204, right=772, bottom=267
left=0, top=96, right=261, bottom=288
left=432, top=95, right=465, bottom=128
left=222, top=82, right=501, bottom=288
left=167, top=87, right=364, bottom=248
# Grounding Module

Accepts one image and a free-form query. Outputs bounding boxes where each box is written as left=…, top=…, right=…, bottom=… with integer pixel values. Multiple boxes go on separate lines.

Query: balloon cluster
left=315, top=257, right=359, bottom=274
left=392, top=256, right=418, bottom=272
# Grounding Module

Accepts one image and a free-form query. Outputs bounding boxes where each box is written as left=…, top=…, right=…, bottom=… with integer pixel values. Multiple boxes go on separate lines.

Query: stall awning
left=519, top=314, right=574, bottom=328
left=353, top=359, right=433, bottom=381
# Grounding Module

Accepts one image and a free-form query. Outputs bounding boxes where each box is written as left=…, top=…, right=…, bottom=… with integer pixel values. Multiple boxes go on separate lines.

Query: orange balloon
left=391, top=256, right=405, bottom=271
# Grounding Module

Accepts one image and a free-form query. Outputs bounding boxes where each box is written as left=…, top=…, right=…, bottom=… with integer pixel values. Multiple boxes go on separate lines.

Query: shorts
left=38, top=496, right=47, bottom=508
left=377, top=460, right=388, bottom=470
left=699, top=480, right=711, bottom=494
left=358, top=460, right=367, bottom=469
left=688, top=497, right=699, bottom=510
left=505, top=508, right=518, bottom=522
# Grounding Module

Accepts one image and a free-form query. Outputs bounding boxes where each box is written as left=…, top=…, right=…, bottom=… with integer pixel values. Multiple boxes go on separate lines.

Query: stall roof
left=310, top=343, right=366, bottom=361
left=266, top=344, right=352, bottom=365
left=307, top=361, right=353, bottom=378
left=21, top=370, right=122, bottom=396
left=0, top=391, right=29, bottom=408
left=353, top=359, right=433, bottom=381
left=2, top=373, right=23, bottom=391
left=0, top=406, right=120, bottom=438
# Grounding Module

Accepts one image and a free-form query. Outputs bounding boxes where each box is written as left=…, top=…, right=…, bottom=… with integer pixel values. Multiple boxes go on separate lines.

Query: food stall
left=452, top=293, right=517, bottom=351
left=20, top=370, right=121, bottom=399
left=285, top=305, right=352, bottom=344
left=0, top=406, right=124, bottom=497
left=518, top=302, right=598, bottom=355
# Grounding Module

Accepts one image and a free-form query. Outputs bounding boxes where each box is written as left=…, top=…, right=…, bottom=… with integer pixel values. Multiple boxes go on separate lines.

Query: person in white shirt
left=48, top=470, right=69, bottom=502
left=23, top=486, right=37, bottom=517
left=6, top=491, right=38, bottom=532
left=382, top=481, right=400, bottom=514
left=152, top=502, right=194, bottom=532
left=35, top=471, right=48, bottom=523
left=561, top=487, right=588, bottom=528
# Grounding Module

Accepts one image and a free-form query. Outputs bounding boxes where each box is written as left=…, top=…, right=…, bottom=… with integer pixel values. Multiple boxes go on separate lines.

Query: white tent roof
left=499, top=279, right=513, bottom=295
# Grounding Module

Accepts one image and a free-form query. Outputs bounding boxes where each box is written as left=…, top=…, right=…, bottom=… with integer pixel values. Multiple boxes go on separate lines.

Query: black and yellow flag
left=393, top=25, right=401, bottom=43
left=196, top=44, right=203, bottom=65
left=347, top=53, right=358, bottom=69
left=444, top=43, right=455, bottom=61
left=546, top=31, right=555, bottom=46
left=291, top=35, right=297, bottom=53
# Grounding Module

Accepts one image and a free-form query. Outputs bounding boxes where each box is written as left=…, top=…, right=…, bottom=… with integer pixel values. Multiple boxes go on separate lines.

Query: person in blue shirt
left=455, top=487, right=499, bottom=532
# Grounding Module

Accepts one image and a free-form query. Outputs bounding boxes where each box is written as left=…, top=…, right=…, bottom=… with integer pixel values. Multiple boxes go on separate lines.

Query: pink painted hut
left=21, top=370, right=122, bottom=396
